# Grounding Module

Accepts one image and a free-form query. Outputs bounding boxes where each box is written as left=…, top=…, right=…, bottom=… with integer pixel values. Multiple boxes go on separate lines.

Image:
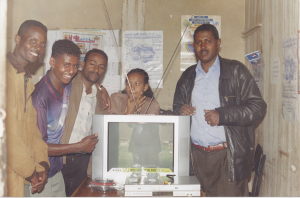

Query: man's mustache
left=200, top=50, right=208, bottom=53
left=89, top=72, right=100, bottom=78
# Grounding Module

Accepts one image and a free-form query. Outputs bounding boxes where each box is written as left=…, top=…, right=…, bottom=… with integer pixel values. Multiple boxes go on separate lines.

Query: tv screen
left=107, top=122, right=174, bottom=173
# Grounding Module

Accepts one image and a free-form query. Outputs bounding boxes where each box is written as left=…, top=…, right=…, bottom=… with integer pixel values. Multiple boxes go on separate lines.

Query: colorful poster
left=282, top=34, right=298, bottom=122
left=63, top=31, right=104, bottom=62
left=245, top=51, right=265, bottom=95
left=180, top=15, right=221, bottom=71
left=122, top=31, right=163, bottom=89
left=44, top=29, right=105, bottom=72
left=245, top=51, right=264, bottom=83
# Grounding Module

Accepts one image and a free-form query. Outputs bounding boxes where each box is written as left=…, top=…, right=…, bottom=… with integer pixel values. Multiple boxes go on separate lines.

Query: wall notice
left=271, top=57, right=280, bottom=85
left=180, top=15, right=221, bottom=71
left=122, top=31, right=163, bottom=89
left=282, top=34, right=298, bottom=122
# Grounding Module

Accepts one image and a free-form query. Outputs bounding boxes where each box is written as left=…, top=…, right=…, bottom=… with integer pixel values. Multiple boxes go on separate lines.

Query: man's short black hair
left=84, top=49, right=108, bottom=63
left=17, top=20, right=47, bottom=37
left=51, top=39, right=81, bottom=59
left=193, top=24, right=219, bottom=41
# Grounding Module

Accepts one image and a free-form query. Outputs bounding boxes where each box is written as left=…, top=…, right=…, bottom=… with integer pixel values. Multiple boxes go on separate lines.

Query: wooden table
left=72, top=177, right=205, bottom=197
left=71, top=177, right=124, bottom=197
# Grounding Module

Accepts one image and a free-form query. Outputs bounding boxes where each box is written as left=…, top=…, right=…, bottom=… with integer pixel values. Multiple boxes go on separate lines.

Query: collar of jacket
left=7, top=52, right=32, bottom=78
left=72, top=71, right=82, bottom=84
left=185, top=55, right=233, bottom=80
left=219, top=56, right=233, bottom=80
left=72, top=72, right=102, bottom=108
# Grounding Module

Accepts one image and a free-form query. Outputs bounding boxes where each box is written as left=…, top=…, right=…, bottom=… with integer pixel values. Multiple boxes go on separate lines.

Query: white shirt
left=69, top=84, right=97, bottom=144
left=191, top=56, right=226, bottom=147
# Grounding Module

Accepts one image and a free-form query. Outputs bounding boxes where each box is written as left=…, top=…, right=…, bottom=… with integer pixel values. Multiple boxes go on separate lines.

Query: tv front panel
left=92, top=115, right=190, bottom=182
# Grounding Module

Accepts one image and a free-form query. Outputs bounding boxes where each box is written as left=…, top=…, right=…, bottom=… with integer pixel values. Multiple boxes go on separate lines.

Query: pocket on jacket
left=222, top=95, right=238, bottom=106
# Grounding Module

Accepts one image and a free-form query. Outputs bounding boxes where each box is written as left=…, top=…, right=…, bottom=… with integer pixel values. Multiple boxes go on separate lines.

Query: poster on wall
left=245, top=51, right=265, bottom=94
left=100, top=30, right=121, bottom=96
left=271, top=57, right=281, bottom=85
left=63, top=31, right=104, bottom=62
left=282, top=34, right=298, bottom=123
left=180, top=15, right=221, bottom=71
left=44, top=29, right=105, bottom=72
left=77, top=29, right=121, bottom=96
left=121, top=31, right=163, bottom=89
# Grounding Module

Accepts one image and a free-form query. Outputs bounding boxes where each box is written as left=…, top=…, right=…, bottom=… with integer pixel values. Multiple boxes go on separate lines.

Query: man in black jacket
left=173, top=24, right=267, bottom=196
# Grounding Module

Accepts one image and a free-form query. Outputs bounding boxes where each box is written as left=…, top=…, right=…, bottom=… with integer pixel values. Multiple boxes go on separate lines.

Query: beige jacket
left=61, top=72, right=105, bottom=176
left=6, top=53, right=49, bottom=197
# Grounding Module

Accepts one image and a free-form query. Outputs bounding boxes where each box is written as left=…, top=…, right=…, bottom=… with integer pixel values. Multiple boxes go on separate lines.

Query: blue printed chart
left=282, top=34, right=298, bottom=122
left=122, top=31, right=163, bottom=89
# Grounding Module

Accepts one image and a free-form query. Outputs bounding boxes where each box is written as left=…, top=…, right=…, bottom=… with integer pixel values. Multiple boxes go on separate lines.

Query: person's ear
left=143, top=83, right=149, bottom=92
left=217, top=38, right=221, bottom=49
left=81, top=61, right=85, bottom=70
left=49, top=57, right=56, bottom=69
left=14, top=35, right=21, bottom=45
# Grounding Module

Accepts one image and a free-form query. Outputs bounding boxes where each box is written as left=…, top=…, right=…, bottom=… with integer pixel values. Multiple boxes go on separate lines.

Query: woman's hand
left=125, top=92, right=146, bottom=114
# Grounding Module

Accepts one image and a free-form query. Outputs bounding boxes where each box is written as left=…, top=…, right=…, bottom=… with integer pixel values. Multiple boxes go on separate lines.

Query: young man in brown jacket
left=61, top=49, right=108, bottom=196
left=6, top=20, right=50, bottom=197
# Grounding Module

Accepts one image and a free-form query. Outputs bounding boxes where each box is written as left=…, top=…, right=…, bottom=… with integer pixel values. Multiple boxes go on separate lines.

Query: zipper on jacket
left=227, top=142, right=231, bottom=183
left=219, top=79, right=231, bottom=182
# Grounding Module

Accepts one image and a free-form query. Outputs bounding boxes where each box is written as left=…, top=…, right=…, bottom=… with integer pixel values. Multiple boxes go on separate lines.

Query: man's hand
left=179, top=104, right=196, bottom=116
left=204, top=109, right=219, bottom=126
left=79, top=134, right=99, bottom=153
left=37, top=171, right=48, bottom=188
left=30, top=172, right=39, bottom=194
left=96, top=83, right=111, bottom=113
left=30, top=171, right=47, bottom=194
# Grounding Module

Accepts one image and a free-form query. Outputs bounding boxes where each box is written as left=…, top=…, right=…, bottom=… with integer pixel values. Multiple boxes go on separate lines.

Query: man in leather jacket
left=173, top=24, right=267, bottom=196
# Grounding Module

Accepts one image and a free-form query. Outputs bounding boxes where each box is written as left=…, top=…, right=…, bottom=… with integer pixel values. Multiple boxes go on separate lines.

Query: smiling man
left=173, top=24, right=267, bottom=196
left=60, top=49, right=108, bottom=196
left=31, top=40, right=99, bottom=197
left=6, top=20, right=49, bottom=197
left=6, top=20, right=50, bottom=197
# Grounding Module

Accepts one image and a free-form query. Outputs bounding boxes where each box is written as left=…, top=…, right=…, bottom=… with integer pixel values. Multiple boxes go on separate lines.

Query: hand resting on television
left=47, top=133, right=99, bottom=156
left=79, top=134, right=99, bottom=154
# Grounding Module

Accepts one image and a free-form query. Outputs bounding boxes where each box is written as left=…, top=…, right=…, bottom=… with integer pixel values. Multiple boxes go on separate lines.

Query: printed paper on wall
left=180, top=15, right=221, bottom=71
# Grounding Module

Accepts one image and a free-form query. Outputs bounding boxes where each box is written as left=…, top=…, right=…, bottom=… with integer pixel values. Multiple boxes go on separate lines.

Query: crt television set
left=92, top=115, right=190, bottom=182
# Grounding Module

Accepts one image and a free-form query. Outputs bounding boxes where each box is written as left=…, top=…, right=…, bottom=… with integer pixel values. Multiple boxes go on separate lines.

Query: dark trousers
left=61, top=154, right=90, bottom=197
left=191, top=144, right=249, bottom=197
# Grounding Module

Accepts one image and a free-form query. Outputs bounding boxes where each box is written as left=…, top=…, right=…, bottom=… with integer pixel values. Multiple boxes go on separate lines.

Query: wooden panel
left=0, top=0, right=7, bottom=196
left=245, top=0, right=300, bottom=196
